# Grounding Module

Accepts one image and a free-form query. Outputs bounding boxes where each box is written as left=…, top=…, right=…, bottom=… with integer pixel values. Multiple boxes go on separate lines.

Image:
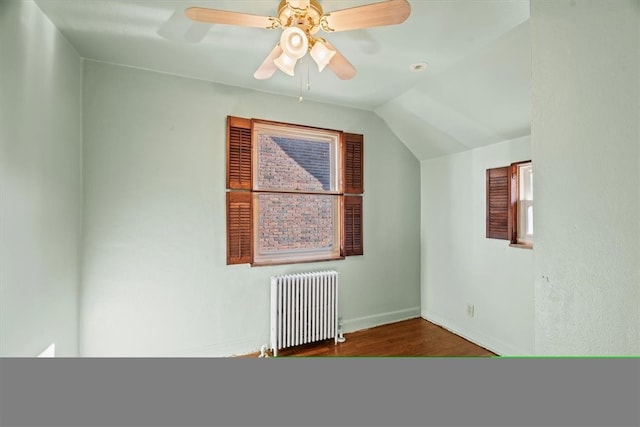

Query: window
left=226, top=116, right=364, bottom=266
left=486, top=160, right=533, bottom=247
left=515, top=162, right=533, bottom=245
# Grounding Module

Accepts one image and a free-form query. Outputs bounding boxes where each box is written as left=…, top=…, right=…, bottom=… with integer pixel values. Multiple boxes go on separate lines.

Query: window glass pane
left=519, top=163, right=533, bottom=201
left=253, top=122, right=338, bottom=193
left=257, top=135, right=332, bottom=191
left=253, top=193, right=340, bottom=264
left=517, top=163, right=533, bottom=242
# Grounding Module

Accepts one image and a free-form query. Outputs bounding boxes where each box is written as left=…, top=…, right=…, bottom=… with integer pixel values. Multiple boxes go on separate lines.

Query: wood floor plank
left=240, top=318, right=497, bottom=357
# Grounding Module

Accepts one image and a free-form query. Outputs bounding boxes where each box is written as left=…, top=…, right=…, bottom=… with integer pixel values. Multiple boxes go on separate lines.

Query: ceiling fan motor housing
left=277, top=0, right=323, bottom=35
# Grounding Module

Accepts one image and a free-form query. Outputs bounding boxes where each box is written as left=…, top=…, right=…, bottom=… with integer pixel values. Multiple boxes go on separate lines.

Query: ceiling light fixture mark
left=410, top=62, right=428, bottom=72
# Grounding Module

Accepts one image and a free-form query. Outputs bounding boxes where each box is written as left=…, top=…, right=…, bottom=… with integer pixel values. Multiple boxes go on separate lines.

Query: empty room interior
left=1, top=0, right=638, bottom=357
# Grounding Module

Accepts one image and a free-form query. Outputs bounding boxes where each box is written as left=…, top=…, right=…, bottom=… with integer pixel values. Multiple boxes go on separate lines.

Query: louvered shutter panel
left=343, top=196, right=363, bottom=256
left=486, top=166, right=510, bottom=240
left=342, top=133, right=364, bottom=256
left=343, top=133, right=364, bottom=194
left=227, top=116, right=253, bottom=264
left=227, top=116, right=252, bottom=190
left=227, top=192, right=252, bottom=265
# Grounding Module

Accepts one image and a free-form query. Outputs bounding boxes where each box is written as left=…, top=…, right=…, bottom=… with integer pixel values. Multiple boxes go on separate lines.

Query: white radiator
left=270, top=270, right=339, bottom=357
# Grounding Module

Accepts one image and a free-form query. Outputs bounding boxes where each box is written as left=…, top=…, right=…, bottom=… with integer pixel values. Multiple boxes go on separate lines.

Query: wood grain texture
left=185, top=7, right=273, bottom=28
left=343, top=133, right=364, bottom=194
left=343, top=195, right=363, bottom=256
left=227, top=116, right=252, bottom=190
left=486, top=166, right=510, bottom=240
left=226, top=192, right=253, bottom=264
left=324, top=0, right=411, bottom=32
left=239, top=318, right=497, bottom=357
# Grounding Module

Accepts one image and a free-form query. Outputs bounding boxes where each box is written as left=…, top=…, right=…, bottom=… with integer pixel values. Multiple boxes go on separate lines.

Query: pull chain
left=298, top=57, right=311, bottom=103
left=299, top=57, right=304, bottom=102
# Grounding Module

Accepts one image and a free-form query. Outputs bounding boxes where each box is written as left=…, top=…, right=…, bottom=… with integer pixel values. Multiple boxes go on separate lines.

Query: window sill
left=252, top=255, right=345, bottom=267
left=509, top=242, right=533, bottom=250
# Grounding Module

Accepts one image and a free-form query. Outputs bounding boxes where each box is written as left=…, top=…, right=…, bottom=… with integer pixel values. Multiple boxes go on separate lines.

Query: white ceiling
left=34, top=0, right=531, bottom=159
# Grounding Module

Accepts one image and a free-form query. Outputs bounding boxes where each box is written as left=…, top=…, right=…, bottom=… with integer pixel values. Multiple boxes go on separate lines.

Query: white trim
left=342, top=307, right=421, bottom=334
left=80, top=336, right=267, bottom=358
left=422, top=310, right=532, bottom=356
left=167, top=336, right=266, bottom=357
left=37, top=343, right=56, bottom=357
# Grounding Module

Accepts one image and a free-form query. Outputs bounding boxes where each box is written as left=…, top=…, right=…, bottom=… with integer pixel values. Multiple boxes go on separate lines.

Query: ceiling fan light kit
left=280, top=26, right=309, bottom=58
left=309, top=39, right=336, bottom=72
left=185, top=0, right=411, bottom=80
left=273, top=51, right=298, bottom=76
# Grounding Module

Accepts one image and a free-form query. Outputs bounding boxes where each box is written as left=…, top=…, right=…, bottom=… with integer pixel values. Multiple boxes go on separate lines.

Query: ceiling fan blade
left=254, top=44, right=284, bottom=80
left=323, top=41, right=357, bottom=80
left=185, top=7, right=275, bottom=29
left=323, top=0, right=411, bottom=32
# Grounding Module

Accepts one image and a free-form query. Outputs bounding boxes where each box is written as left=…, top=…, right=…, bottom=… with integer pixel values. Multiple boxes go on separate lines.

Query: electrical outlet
left=466, top=304, right=475, bottom=318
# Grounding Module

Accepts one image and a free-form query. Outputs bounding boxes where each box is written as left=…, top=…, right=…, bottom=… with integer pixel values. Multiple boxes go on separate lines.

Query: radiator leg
left=337, top=318, right=346, bottom=343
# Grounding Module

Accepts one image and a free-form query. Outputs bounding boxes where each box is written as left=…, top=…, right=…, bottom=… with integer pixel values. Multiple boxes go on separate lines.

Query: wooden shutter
left=343, top=196, right=363, bottom=256
left=227, top=116, right=252, bottom=190
left=227, top=116, right=253, bottom=264
left=486, top=166, right=510, bottom=239
left=342, top=133, right=364, bottom=256
left=343, top=133, right=364, bottom=194
left=226, top=192, right=252, bottom=265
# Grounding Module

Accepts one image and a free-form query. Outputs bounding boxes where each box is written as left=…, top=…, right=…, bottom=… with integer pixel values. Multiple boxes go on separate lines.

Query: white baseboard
left=189, top=307, right=422, bottom=357
left=422, top=310, right=531, bottom=356
left=342, top=307, right=422, bottom=334
left=142, top=335, right=268, bottom=358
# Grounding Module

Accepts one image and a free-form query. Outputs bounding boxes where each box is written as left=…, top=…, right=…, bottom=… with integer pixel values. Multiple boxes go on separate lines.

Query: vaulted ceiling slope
left=34, top=0, right=531, bottom=160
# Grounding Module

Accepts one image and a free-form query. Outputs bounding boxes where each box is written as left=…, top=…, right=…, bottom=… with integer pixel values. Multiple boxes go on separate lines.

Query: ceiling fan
left=184, top=0, right=411, bottom=80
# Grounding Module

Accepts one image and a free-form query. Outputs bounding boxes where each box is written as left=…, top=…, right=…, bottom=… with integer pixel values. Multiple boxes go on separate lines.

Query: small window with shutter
left=486, top=160, right=533, bottom=248
left=226, top=116, right=364, bottom=265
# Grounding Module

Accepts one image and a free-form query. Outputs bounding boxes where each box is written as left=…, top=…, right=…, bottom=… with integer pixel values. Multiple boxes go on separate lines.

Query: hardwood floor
left=244, top=318, right=497, bottom=357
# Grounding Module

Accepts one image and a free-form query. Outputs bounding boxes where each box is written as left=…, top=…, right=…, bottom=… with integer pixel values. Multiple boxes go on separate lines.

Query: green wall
left=80, top=61, right=421, bottom=356
left=0, top=0, right=83, bottom=356
left=421, top=137, right=534, bottom=355
left=531, top=0, right=639, bottom=354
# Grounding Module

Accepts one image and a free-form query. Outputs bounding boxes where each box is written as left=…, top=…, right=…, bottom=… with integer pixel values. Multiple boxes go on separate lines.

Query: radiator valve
left=258, top=344, right=269, bottom=358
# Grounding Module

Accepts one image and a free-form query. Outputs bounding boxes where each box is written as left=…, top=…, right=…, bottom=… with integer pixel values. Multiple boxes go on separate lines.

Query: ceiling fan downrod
left=276, top=0, right=325, bottom=34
